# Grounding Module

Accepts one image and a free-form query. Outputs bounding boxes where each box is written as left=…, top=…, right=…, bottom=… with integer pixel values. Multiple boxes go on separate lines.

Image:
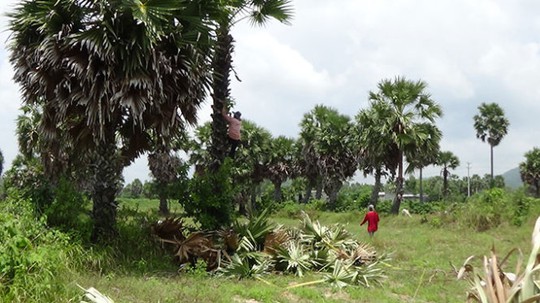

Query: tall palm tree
left=9, top=0, right=214, bottom=242
left=367, top=77, right=443, bottom=214
left=473, top=102, right=510, bottom=186
left=148, top=152, right=184, bottom=215
left=519, top=147, right=540, bottom=197
left=356, top=105, right=397, bottom=207
left=263, top=136, right=296, bottom=202
left=0, top=149, right=3, bottom=177
left=436, top=151, right=460, bottom=198
left=208, top=0, right=293, bottom=170
left=405, top=123, right=442, bottom=203
left=299, top=105, right=357, bottom=209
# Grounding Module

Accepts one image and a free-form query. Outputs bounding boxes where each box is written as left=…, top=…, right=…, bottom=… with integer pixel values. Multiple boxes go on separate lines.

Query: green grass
left=70, top=206, right=534, bottom=303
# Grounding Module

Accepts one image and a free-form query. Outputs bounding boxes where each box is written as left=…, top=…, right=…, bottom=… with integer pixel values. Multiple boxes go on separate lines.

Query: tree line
left=3, top=0, right=539, bottom=244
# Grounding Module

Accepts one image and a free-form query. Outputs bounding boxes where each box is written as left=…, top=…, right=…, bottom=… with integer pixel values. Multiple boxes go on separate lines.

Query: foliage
left=361, top=76, right=443, bottom=214
left=121, top=179, right=144, bottom=199
left=456, top=216, right=540, bottom=302
left=0, top=148, right=3, bottom=176
left=3, top=155, right=54, bottom=213
left=375, top=200, right=393, bottom=214
left=520, top=147, right=540, bottom=197
left=44, top=176, right=92, bottom=236
left=0, top=190, right=83, bottom=302
left=335, top=183, right=372, bottom=212
left=8, top=0, right=215, bottom=242
left=183, top=160, right=235, bottom=230
left=458, top=188, right=513, bottom=231
left=473, top=102, right=510, bottom=182
left=299, top=105, right=358, bottom=209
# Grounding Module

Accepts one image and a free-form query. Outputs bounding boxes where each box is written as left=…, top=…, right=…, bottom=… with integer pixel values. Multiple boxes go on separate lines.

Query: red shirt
left=361, top=211, right=379, bottom=232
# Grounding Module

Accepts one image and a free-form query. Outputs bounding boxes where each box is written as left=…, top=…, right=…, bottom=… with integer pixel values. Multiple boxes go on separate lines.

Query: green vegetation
left=2, top=189, right=539, bottom=302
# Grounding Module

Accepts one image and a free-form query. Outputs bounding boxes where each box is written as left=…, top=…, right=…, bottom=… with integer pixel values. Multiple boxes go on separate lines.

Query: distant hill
left=502, top=167, right=522, bottom=189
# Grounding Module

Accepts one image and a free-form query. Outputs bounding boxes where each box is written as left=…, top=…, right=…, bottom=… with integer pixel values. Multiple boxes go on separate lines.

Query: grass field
left=70, top=199, right=535, bottom=303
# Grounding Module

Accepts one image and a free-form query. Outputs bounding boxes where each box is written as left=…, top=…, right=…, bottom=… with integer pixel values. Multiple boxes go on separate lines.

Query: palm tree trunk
left=303, top=181, right=313, bottom=203
left=490, top=144, right=494, bottom=188
left=315, top=179, right=323, bottom=200
left=209, top=23, right=234, bottom=172
left=89, top=139, right=121, bottom=243
left=419, top=167, right=424, bottom=203
left=324, top=180, right=342, bottom=210
left=158, top=195, right=169, bottom=216
left=273, top=181, right=283, bottom=202
left=369, top=169, right=382, bottom=206
left=391, top=151, right=404, bottom=214
left=443, top=169, right=449, bottom=198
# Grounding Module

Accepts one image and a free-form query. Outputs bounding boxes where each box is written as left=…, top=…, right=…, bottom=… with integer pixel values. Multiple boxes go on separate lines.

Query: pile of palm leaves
left=455, top=216, right=540, bottom=302
left=152, top=210, right=389, bottom=288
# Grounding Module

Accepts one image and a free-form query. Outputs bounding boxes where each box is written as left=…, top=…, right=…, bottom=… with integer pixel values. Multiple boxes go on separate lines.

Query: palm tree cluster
left=152, top=210, right=389, bottom=288
left=7, top=0, right=293, bottom=242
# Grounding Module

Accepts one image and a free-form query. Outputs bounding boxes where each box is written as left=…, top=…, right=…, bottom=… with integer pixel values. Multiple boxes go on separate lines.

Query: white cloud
left=1, top=0, right=540, bottom=183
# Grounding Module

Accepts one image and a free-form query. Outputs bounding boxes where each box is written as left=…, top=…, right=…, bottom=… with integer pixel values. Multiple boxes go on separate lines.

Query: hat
left=234, top=111, right=242, bottom=119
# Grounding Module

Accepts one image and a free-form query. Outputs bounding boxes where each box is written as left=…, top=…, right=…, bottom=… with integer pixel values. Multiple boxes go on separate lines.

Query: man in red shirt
left=222, top=106, right=242, bottom=158
left=360, top=204, right=380, bottom=238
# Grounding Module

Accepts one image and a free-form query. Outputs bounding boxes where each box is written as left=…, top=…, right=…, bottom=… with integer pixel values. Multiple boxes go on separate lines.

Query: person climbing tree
left=222, top=105, right=242, bottom=158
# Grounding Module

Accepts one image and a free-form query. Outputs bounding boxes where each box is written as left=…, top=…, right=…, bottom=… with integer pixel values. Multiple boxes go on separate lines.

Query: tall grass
left=2, top=192, right=538, bottom=302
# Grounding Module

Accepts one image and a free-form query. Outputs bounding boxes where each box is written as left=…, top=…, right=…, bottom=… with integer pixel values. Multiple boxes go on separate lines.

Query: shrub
left=0, top=190, right=83, bottom=302
left=459, top=188, right=512, bottom=231
left=335, top=184, right=371, bottom=212
left=375, top=200, right=392, bottom=214
left=44, top=177, right=92, bottom=237
left=181, top=161, right=235, bottom=230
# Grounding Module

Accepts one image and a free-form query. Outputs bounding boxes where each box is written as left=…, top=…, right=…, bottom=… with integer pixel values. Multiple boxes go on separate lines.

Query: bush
left=181, top=160, right=235, bottom=230
left=44, top=177, right=92, bottom=237
left=459, top=188, right=512, bottom=231
left=335, top=184, right=371, bottom=212
left=375, top=200, right=392, bottom=214
left=0, top=190, right=83, bottom=302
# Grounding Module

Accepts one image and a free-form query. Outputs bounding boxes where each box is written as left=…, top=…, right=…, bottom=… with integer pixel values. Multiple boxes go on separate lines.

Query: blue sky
left=1, top=0, right=539, bottom=184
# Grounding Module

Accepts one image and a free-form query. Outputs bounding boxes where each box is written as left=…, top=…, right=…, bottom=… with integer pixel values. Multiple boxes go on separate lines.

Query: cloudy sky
left=1, top=0, right=539, bottom=184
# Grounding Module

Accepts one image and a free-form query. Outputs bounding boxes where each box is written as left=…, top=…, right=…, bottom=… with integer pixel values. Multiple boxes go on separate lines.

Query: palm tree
left=473, top=102, right=510, bottom=186
left=355, top=105, right=397, bottom=207
left=148, top=152, right=185, bottom=215
left=367, top=77, right=443, bottom=214
left=234, top=120, right=273, bottom=213
left=263, top=136, right=296, bottom=202
left=9, top=0, right=214, bottom=242
left=208, top=0, right=293, bottom=170
left=405, top=123, right=442, bottom=203
left=0, top=149, right=3, bottom=177
left=519, top=147, right=540, bottom=197
left=299, top=105, right=357, bottom=209
left=436, top=151, right=460, bottom=198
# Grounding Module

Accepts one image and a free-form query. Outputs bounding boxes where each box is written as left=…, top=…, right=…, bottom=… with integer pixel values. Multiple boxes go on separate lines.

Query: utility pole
left=467, top=162, right=471, bottom=197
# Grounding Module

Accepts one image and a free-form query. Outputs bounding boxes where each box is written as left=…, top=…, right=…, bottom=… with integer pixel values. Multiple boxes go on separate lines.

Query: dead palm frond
left=457, top=216, right=540, bottom=302
left=263, top=226, right=291, bottom=256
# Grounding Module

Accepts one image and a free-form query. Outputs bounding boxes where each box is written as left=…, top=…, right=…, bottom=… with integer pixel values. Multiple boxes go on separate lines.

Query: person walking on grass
left=360, top=204, right=380, bottom=238
left=222, top=105, right=242, bottom=158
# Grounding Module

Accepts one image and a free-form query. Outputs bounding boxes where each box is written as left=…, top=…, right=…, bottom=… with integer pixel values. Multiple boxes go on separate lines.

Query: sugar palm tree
left=208, top=0, right=293, bottom=170
left=8, top=0, right=214, bottom=242
left=436, top=151, right=460, bottom=198
left=520, top=147, right=540, bottom=197
left=148, top=152, right=185, bottom=215
left=0, top=149, right=3, bottom=177
left=405, top=123, right=442, bottom=202
left=367, top=77, right=443, bottom=214
left=299, top=105, right=357, bottom=209
left=264, top=136, right=296, bottom=202
left=473, top=102, right=510, bottom=186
